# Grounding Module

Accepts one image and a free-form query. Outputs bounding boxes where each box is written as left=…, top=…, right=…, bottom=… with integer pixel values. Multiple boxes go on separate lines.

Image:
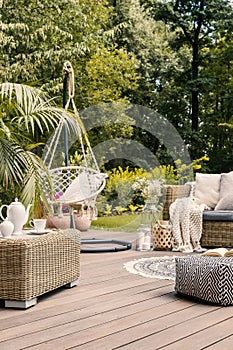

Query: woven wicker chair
left=162, top=185, right=233, bottom=247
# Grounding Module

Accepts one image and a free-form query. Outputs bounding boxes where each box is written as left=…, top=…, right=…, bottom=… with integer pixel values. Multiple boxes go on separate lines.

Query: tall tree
left=147, top=0, right=233, bottom=133
left=199, top=34, right=233, bottom=172
left=110, top=0, right=172, bottom=107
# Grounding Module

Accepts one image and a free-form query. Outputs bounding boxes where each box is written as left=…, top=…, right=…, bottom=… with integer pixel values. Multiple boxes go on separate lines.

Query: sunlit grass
left=91, top=213, right=142, bottom=232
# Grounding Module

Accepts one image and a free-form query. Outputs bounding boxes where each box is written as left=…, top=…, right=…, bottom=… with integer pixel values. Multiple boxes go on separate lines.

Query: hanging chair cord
left=62, top=62, right=104, bottom=221
left=63, top=61, right=75, bottom=104
left=43, top=120, right=63, bottom=169
left=62, top=61, right=100, bottom=172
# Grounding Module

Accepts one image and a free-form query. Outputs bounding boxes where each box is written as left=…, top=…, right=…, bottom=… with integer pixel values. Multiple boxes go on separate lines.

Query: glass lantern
left=137, top=201, right=159, bottom=251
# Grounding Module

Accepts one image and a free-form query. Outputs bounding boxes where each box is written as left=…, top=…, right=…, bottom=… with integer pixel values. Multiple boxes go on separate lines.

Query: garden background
left=0, top=0, right=232, bottom=221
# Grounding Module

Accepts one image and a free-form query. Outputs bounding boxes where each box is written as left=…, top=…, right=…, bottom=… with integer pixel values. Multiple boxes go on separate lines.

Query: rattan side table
left=0, top=229, right=80, bottom=309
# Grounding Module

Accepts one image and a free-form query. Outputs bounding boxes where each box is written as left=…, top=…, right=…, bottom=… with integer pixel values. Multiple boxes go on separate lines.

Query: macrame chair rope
left=43, top=61, right=107, bottom=219
left=63, top=61, right=100, bottom=171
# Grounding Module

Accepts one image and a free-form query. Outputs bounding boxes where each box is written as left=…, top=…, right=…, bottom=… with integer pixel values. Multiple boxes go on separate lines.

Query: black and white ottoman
left=175, top=255, right=233, bottom=306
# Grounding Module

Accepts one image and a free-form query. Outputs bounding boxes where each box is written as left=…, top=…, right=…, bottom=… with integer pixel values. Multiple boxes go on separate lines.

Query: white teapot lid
left=10, top=198, right=22, bottom=205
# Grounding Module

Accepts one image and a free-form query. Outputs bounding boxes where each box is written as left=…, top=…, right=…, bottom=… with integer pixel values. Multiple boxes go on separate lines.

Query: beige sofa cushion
left=214, top=171, right=233, bottom=210
left=194, top=173, right=221, bottom=209
left=219, top=171, right=233, bottom=199
left=215, top=194, right=233, bottom=211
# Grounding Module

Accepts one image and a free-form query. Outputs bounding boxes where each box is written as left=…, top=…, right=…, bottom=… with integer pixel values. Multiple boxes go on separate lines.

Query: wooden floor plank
left=108, top=307, right=233, bottom=350
left=203, top=335, right=233, bottom=350
left=157, top=316, right=233, bottom=350
left=0, top=300, right=201, bottom=350
left=59, top=305, right=220, bottom=350
left=0, top=230, right=232, bottom=350
left=0, top=285, right=173, bottom=337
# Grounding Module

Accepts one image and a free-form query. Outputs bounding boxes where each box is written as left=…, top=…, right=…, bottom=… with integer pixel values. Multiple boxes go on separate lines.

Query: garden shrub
left=96, top=156, right=210, bottom=216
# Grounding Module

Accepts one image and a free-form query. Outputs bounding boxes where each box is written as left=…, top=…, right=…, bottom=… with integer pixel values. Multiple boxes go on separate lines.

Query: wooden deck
left=0, top=229, right=233, bottom=350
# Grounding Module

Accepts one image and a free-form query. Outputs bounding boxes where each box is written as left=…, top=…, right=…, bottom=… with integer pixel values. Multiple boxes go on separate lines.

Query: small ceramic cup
left=30, top=218, right=47, bottom=231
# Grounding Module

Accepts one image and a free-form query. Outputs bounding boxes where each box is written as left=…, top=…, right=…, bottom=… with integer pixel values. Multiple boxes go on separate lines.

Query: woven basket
left=152, top=220, right=173, bottom=250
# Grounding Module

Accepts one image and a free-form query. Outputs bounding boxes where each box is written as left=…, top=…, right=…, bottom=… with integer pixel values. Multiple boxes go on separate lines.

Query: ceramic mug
left=30, top=219, right=47, bottom=231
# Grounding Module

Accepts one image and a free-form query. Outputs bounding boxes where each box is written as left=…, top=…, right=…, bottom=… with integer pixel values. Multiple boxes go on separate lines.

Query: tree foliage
left=1, top=0, right=233, bottom=176
left=0, top=0, right=109, bottom=83
left=139, top=0, right=233, bottom=163
left=0, top=0, right=139, bottom=108
left=0, top=0, right=140, bottom=180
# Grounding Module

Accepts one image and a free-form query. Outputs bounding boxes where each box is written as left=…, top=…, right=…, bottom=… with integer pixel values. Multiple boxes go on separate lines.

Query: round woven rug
left=123, top=256, right=176, bottom=280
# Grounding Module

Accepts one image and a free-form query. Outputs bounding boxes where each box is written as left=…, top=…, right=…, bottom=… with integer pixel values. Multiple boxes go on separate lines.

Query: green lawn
left=91, top=214, right=142, bottom=232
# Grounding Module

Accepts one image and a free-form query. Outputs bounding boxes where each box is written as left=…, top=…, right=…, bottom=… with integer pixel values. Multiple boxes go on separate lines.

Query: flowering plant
left=44, top=192, right=69, bottom=214
left=132, top=177, right=164, bottom=206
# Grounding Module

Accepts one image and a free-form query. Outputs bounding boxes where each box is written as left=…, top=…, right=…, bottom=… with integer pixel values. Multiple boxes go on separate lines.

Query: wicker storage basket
left=152, top=220, right=173, bottom=250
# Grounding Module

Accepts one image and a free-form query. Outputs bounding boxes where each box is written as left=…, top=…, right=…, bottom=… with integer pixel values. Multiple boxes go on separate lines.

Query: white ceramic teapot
left=0, top=198, right=32, bottom=235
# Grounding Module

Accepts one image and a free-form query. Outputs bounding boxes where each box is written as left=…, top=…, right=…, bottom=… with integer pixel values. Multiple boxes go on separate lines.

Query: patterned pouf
left=175, top=255, right=233, bottom=306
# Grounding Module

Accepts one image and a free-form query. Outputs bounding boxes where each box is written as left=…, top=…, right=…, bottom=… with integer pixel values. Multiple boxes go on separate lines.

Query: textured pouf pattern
left=175, top=255, right=233, bottom=306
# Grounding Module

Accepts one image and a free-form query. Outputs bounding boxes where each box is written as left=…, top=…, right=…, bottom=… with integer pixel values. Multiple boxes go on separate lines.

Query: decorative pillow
left=61, top=173, right=103, bottom=203
left=219, top=171, right=233, bottom=200
left=194, top=173, right=221, bottom=209
left=215, top=195, right=233, bottom=211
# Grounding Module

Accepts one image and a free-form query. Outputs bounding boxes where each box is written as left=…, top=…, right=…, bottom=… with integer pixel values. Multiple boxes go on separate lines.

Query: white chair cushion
left=194, top=173, right=221, bottom=209
left=61, top=172, right=103, bottom=203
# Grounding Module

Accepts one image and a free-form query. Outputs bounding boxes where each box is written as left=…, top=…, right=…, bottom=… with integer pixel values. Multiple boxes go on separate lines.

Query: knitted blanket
left=169, top=194, right=206, bottom=252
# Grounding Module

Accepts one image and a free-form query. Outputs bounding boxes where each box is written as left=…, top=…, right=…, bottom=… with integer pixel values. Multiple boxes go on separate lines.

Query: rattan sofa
left=162, top=184, right=233, bottom=247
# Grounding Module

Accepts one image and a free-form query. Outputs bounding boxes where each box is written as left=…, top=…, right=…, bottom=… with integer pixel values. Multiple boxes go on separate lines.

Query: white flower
left=132, top=177, right=164, bottom=202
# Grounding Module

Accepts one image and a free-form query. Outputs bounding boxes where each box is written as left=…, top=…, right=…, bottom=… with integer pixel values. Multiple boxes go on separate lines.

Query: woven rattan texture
left=201, top=221, right=233, bottom=247
left=0, top=229, right=80, bottom=301
left=162, top=185, right=191, bottom=220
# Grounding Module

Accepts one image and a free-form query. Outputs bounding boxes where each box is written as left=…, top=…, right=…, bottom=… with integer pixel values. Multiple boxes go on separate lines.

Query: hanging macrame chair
left=42, top=61, right=107, bottom=223
left=42, top=62, right=131, bottom=252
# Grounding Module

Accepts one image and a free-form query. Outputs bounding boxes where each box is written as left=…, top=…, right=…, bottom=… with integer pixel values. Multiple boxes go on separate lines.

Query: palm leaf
left=1, top=83, right=61, bottom=134
left=0, top=137, right=26, bottom=185
left=0, top=82, right=83, bottom=215
left=19, top=151, right=52, bottom=217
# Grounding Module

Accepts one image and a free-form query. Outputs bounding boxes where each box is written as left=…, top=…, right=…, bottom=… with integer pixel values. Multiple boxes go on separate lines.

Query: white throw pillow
left=61, top=172, right=103, bottom=203
left=214, top=171, right=233, bottom=210
left=215, top=194, right=233, bottom=211
left=194, top=173, right=221, bottom=209
left=219, top=171, right=233, bottom=200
